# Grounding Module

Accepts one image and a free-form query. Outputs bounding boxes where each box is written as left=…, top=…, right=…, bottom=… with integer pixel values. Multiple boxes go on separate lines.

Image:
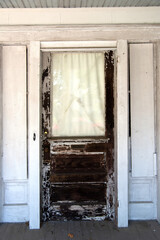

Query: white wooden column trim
left=157, top=41, right=160, bottom=223
left=0, top=46, right=2, bottom=222
left=117, top=40, right=128, bottom=227
left=28, top=41, right=40, bottom=229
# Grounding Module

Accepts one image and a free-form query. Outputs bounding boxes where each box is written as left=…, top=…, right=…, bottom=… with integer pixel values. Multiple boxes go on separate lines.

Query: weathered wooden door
left=41, top=50, right=115, bottom=221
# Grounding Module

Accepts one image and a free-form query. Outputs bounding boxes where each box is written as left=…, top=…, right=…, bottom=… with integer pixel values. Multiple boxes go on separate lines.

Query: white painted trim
left=0, top=7, right=159, bottom=25
left=129, top=175, right=157, bottom=220
left=0, top=46, right=2, bottom=222
left=130, top=43, right=155, bottom=177
left=2, top=205, right=29, bottom=223
left=3, top=180, right=28, bottom=205
left=117, top=40, right=128, bottom=227
left=157, top=41, right=160, bottom=223
left=0, top=25, right=159, bottom=43
left=2, top=46, right=27, bottom=180
left=41, top=48, right=116, bottom=52
left=41, top=41, right=117, bottom=49
left=28, top=41, right=40, bottom=229
left=28, top=39, right=129, bottom=228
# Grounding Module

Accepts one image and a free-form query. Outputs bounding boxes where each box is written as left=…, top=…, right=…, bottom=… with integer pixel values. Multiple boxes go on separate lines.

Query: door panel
left=130, top=43, right=155, bottom=177
left=1, top=46, right=28, bottom=222
left=41, top=50, right=115, bottom=221
left=2, top=46, right=27, bottom=180
left=129, top=43, right=157, bottom=220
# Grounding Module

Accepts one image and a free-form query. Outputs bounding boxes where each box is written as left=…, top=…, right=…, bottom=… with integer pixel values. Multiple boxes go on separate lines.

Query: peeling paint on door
left=41, top=50, right=115, bottom=221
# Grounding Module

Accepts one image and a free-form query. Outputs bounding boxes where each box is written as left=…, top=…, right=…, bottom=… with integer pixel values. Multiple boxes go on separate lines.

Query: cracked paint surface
left=41, top=51, right=115, bottom=221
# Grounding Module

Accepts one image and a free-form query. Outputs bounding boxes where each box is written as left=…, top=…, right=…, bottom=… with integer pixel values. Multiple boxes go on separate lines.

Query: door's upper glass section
left=51, top=52, right=105, bottom=137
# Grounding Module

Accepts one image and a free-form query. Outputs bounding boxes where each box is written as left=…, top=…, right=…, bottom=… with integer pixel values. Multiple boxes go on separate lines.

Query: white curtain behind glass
left=51, top=52, right=105, bottom=137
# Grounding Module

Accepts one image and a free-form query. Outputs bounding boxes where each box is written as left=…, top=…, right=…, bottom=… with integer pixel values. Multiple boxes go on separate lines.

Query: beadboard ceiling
left=0, top=0, right=160, bottom=8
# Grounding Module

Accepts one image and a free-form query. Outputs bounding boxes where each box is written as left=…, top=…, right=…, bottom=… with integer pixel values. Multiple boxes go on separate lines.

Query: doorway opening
left=41, top=50, right=115, bottom=221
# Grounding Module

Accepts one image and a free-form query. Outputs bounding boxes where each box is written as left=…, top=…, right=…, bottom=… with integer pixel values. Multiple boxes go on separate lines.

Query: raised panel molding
left=1, top=180, right=28, bottom=222
left=2, top=205, right=29, bottom=222
left=129, top=178, right=154, bottom=203
left=3, top=180, right=28, bottom=205
left=129, top=176, right=157, bottom=220
left=129, top=203, right=155, bottom=220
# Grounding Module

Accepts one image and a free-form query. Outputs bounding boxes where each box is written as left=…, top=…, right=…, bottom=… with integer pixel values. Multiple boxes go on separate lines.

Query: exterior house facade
left=0, top=4, right=160, bottom=229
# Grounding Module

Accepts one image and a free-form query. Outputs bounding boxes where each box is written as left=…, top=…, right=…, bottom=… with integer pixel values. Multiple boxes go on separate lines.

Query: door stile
left=0, top=46, right=2, bottom=222
left=117, top=40, right=129, bottom=227
left=28, top=41, right=41, bottom=229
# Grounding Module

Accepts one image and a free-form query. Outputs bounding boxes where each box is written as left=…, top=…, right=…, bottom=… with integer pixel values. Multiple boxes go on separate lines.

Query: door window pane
left=51, top=52, right=105, bottom=137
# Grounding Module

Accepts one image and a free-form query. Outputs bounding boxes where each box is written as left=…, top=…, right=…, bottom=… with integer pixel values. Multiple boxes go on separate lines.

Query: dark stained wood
left=50, top=183, right=106, bottom=203
left=42, top=140, right=50, bottom=162
left=85, top=142, right=108, bottom=152
left=105, top=51, right=114, bottom=139
left=52, top=142, right=108, bottom=152
left=51, top=153, right=106, bottom=173
left=41, top=51, right=115, bottom=221
left=50, top=171, right=106, bottom=183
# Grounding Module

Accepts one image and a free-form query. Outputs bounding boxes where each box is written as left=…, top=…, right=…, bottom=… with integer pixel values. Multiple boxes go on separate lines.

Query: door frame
left=28, top=40, right=128, bottom=229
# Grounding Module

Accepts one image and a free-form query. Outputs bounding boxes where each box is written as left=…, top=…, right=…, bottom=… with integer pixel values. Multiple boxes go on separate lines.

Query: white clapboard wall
left=1, top=46, right=28, bottom=222
left=129, top=43, right=157, bottom=220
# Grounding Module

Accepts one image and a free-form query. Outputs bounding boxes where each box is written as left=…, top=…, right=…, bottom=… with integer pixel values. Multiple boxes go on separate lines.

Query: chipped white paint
left=69, top=205, right=84, bottom=211
left=0, top=7, right=159, bottom=25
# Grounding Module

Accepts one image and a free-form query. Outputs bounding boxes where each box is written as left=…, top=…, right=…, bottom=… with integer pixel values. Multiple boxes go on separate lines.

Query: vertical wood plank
left=10, top=0, right=20, bottom=7
left=40, top=0, right=47, bottom=7
left=75, top=0, right=81, bottom=7
left=130, top=43, right=155, bottom=177
left=117, top=40, right=128, bottom=227
left=27, top=0, right=35, bottom=7
left=0, top=1, right=8, bottom=7
left=46, top=0, right=52, bottom=7
left=2, top=46, right=27, bottom=180
left=22, top=0, right=31, bottom=8
left=52, top=0, right=59, bottom=7
left=15, top=0, right=25, bottom=7
left=28, top=41, right=40, bottom=229
left=157, top=41, right=160, bottom=223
